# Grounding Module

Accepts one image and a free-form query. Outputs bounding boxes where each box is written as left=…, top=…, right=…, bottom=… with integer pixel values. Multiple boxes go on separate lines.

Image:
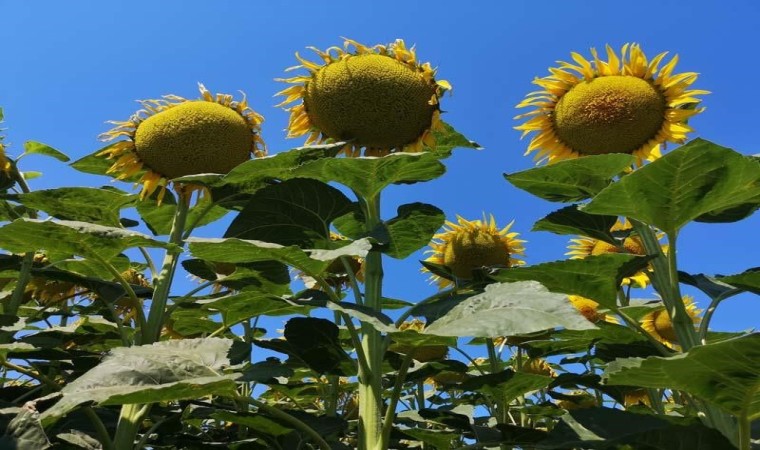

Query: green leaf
left=491, top=254, right=653, bottom=309
left=459, top=369, right=553, bottom=403
left=70, top=143, right=145, bottom=182
left=532, top=205, right=618, bottom=244
left=224, top=178, right=353, bottom=246
left=137, top=188, right=228, bottom=235
left=291, top=152, right=447, bottom=199
left=541, top=408, right=735, bottom=449
left=423, top=281, right=596, bottom=338
left=505, top=154, right=635, bottom=202
left=382, top=203, right=445, bottom=259
left=1, top=407, right=51, bottom=450
left=718, top=268, right=760, bottom=295
left=41, top=338, right=239, bottom=425
left=401, top=428, right=458, bottom=450
left=0, top=219, right=177, bottom=260
left=200, top=291, right=307, bottom=324
left=14, top=187, right=133, bottom=227
left=23, top=141, right=70, bottom=162
left=604, top=333, right=760, bottom=421
left=679, top=271, right=742, bottom=300
left=584, top=139, right=760, bottom=233
left=431, top=121, right=482, bottom=155
left=211, top=411, right=294, bottom=437
left=283, top=317, right=356, bottom=376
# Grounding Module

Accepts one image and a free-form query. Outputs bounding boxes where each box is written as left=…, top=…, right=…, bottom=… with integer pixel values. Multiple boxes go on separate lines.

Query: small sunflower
left=641, top=296, right=702, bottom=349
left=623, top=389, right=652, bottom=408
left=277, top=38, right=451, bottom=157
left=518, top=358, right=557, bottom=378
left=516, top=43, right=708, bottom=165
left=567, top=295, right=619, bottom=324
left=567, top=218, right=661, bottom=287
left=423, top=214, right=525, bottom=289
left=99, top=84, right=265, bottom=203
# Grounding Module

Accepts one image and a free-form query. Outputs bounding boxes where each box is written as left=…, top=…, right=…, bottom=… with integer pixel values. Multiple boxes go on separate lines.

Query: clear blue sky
left=2, top=0, right=758, bottom=333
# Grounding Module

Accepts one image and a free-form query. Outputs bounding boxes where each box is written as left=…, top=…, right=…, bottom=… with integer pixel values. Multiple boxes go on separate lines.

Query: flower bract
left=99, top=84, right=265, bottom=202
left=424, top=214, right=525, bottom=289
left=567, top=295, right=619, bottom=324
left=516, top=44, right=708, bottom=165
left=277, top=38, right=451, bottom=157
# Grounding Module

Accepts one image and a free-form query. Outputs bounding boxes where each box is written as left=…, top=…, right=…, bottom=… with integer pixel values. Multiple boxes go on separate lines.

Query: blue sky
left=2, top=0, right=759, bottom=333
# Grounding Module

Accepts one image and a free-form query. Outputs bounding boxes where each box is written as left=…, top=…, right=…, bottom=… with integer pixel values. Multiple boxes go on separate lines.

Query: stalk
left=113, top=190, right=190, bottom=450
left=358, top=194, right=384, bottom=450
left=738, top=416, right=751, bottom=450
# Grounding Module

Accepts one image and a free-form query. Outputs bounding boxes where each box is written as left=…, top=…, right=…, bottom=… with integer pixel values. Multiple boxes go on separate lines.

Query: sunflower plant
left=0, top=39, right=758, bottom=450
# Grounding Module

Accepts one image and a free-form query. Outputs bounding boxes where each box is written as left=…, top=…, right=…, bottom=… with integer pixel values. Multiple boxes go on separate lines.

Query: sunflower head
left=567, top=218, right=658, bottom=287
left=99, top=84, right=265, bottom=203
left=423, top=215, right=525, bottom=289
left=277, top=38, right=451, bottom=157
left=641, top=296, right=702, bottom=349
left=567, top=295, right=619, bottom=324
left=516, top=44, right=708, bottom=165
left=556, top=391, right=598, bottom=410
left=518, top=358, right=557, bottom=378
left=623, top=389, right=652, bottom=408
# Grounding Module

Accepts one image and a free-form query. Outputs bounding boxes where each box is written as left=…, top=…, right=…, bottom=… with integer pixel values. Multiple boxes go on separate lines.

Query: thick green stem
left=141, top=194, right=190, bottom=344
left=738, top=416, right=751, bottom=450
left=358, top=195, right=384, bottom=450
left=663, top=232, right=700, bottom=351
left=380, top=353, right=414, bottom=448
left=113, top=403, right=148, bottom=450
left=5, top=252, right=33, bottom=318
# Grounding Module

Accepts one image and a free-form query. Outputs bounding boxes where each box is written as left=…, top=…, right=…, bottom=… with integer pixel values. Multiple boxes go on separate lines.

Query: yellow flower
left=518, top=358, right=557, bottom=378
left=556, top=390, right=598, bottom=410
left=641, top=296, right=702, bottom=349
left=567, top=218, right=660, bottom=287
left=423, top=214, right=525, bottom=289
left=567, top=295, right=619, bottom=324
left=0, top=141, right=9, bottom=174
left=516, top=44, right=707, bottom=165
left=623, top=389, right=652, bottom=408
left=99, top=84, right=265, bottom=203
left=276, top=38, right=451, bottom=157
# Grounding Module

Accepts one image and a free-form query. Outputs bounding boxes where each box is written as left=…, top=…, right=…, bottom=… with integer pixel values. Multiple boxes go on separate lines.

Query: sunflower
left=623, top=389, right=652, bottom=408
left=567, top=295, right=619, bottom=324
left=0, top=139, right=9, bottom=174
left=99, top=84, right=265, bottom=203
left=518, top=358, right=557, bottom=378
left=516, top=43, right=707, bottom=165
left=567, top=218, right=662, bottom=288
left=423, top=214, right=525, bottom=289
left=640, top=296, right=702, bottom=349
left=277, top=38, right=451, bottom=157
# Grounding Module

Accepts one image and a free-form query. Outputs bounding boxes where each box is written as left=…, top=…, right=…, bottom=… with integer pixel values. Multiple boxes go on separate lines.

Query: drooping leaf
left=40, top=338, right=239, bottom=425
left=679, top=271, right=743, bottom=300
left=0, top=219, right=177, bottom=260
left=505, top=154, right=635, bottom=202
left=430, top=121, right=482, bottom=155
left=423, top=281, right=596, bottom=338
left=718, top=268, right=760, bottom=295
left=224, top=178, right=354, bottom=246
left=200, top=291, right=307, bottom=325
left=458, top=369, right=553, bottom=403
left=23, top=141, right=70, bottom=162
left=381, top=203, right=445, bottom=259
left=532, top=205, right=618, bottom=245
left=541, top=407, right=735, bottom=449
left=584, top=139, right=760, bottom=233
left=491, top=254, right=653, bottom=309
left=0, top=406, right=51, bottom=450
left=604, top=333, right=760, bottom=421
left=14, top=187, right=133, bottom=227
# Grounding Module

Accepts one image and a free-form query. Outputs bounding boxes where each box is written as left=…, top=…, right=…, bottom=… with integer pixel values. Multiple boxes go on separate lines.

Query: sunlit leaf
left=14, top=187, right=133, bottom=227
left=23, top=141, right=70, bottom=162
left=605, top=333, right=760, bottom=421
left=505, top=154, right=634, bottom=202
left=584, top=139, right=760, bottom=233
left=423, top=281, right=596, bottom=338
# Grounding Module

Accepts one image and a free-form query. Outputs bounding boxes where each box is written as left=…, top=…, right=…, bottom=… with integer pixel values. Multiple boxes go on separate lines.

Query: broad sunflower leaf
left=0, top=219, right=178, bottom=260
left=70, top=143, right=145, bottom=182
left=187, top=237, right=370, bottom=281
left=224, top=178, right=354, bottom=246
left=423, top=281, right=596, bottom=338
left=679, top=271, right=742, bottom=300
left=400, top=428, right=459, bottom=450
left=40, top=338, right=239, bottom=426
left=291, top=152, right=447, bottom=199
left=137, top=188, right=229, bottom=235
left=532, top=205, right=618, bottom=244
left=382, top=202, right=445, bottom=259
left=430, top=121, right=482, bottom=156
left=13, top=187, right=133, bottom=227
left=22, top=141, right=70, bottom=162
left=540, top=408, right=735, bottom=449
left=584, top=139, right=760, bottom=233
left=504, top=154, right=635, bottom=203
left=491, top=254, right=653, bottom=309
left=458, top=369, right=553, bottom=403
left=604, top=333, right=760, bottom=421
left=718, top=268, right=760, bottom=295
left=0, top=407, right=51, bottom=450
left=200, top=291, right=307, bottom=325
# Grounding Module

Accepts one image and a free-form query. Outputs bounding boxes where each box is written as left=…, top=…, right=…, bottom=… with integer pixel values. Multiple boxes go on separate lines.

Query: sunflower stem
left=358, top=194, right=385, bottom=450
left=738, top=416, right=751, bottom=450
left=141, top=191, right=190, bottom=344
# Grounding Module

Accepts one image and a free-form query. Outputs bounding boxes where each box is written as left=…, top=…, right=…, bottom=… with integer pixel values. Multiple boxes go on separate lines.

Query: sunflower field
left=1, top=12, right=760, bottom=450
